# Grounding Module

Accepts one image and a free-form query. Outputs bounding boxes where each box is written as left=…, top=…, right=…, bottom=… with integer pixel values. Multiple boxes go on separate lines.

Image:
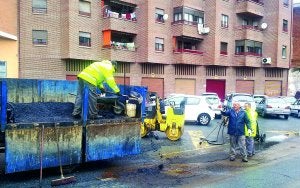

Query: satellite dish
left=163, top=14, right=169, bottom=21
left=261, top=23, right=268, bottom=30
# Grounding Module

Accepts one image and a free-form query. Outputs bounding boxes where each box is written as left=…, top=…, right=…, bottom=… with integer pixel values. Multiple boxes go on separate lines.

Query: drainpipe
left=287, top=0, right=294, bottom=96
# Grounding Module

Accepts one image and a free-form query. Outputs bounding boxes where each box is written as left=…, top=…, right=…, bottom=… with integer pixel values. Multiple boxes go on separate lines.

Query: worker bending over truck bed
left=72, top=60, right=120, bottom=120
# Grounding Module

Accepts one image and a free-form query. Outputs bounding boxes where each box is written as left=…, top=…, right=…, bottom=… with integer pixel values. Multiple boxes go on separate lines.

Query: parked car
left=224, top=93, right=256, bottom=110
left=290, top=99, right=300, bottom=118
left=201, top=92, right=222, bottom=118
left=256, top=97, right=291, bottom=119
left=278, top=96, right=297, bottom=105
left=164, top=94, right=215, bottom=126
left=253, top=94, right=267, bottom=104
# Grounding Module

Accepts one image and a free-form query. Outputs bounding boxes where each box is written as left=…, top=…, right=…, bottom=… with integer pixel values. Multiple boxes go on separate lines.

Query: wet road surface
left=0, top=116, right=300, bottom=187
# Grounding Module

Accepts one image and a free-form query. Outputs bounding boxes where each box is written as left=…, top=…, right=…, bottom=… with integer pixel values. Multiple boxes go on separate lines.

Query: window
left=282, top=46, right=287, bottom=58
left=283, top=0, right=289, bottom=6
left=79, top=0, right=91, bottom=17
left=173, top=7, right=204, bottom=25
left=220, top=42, right=228, bottom=55
left=221, top=14, right=228, bottom=28
left=0, top=61, right=7, bottom=78
left=174, top=13, right=182, bottom=22
left=155, top=8, right=165, bottom=23
left=79, top=32, right=91, bottom=47
left=283, top=19, right=288, bottom=32
left=155, top=37, right=164, bottom=51
left=235, top=40, right=262, bottom=56
left=32, top=30, right=47, bottom=45
left=32, top=0, right=47, bottom=13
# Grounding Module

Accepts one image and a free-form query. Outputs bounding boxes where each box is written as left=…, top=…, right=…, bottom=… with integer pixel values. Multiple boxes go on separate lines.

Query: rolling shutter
left=142, top=77, right=164, bottom=98
left=175, top=79, right=195, bottom=95
left=236, top=80, right=254, bottom=94
left=265, top=81, right=282, bottom=96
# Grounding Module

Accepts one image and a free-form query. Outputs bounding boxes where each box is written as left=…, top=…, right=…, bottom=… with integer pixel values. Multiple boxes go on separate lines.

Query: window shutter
left=33, top=30, right=47, bottom=39
left=79, top=0, right=91, bottom=13
left=32, top=0, right=47, bottom=8
left=102, top=30, right=111, bottom=46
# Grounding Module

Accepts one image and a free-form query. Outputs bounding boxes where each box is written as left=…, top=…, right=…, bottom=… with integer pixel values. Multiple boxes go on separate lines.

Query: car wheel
left=298, top=111, right=300, bottom=118
left=197, top=113, right=211, bottom=126
left=284, top=115, right=289, bottom=120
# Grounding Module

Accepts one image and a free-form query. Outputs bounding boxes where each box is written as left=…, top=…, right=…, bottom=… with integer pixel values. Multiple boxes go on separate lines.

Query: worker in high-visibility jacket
left=72, top=60, right=120, bottom=119
left=244, top=102, right=258, bottom=157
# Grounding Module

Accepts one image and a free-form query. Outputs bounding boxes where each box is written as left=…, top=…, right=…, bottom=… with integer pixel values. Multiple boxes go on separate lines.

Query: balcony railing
left=235, top=52, right=262, bottom=57
left=237, top=0, right=264, bottom=6
left=174, top=49, right=204, bottom=55
left=238, top=25, right=261, bottom=31
left=220, top=51, right=228, bottom=55
left=172, top=20, right=198, bottom=26
left=103, top=10, right=137, bottom=21
left=103, top=41, right=136, bottom=51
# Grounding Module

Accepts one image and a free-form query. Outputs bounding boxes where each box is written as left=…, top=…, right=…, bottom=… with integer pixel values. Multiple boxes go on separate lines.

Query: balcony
left=102, top=15, right=137, bottom=34
left=172, top=20, right=205, bottom=39
left=234, top=52, right=262, bottom=67
left=236, top=0, right=264, bottom=17
left=235, top=25, right=263, bottom=41
left=101, top=43, right=137, bottom=63
left=173, top=49, right=204, bottom=65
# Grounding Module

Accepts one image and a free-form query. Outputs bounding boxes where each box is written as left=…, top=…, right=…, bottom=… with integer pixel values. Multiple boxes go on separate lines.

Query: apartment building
left=289, top=3, right=300, bottom=95
left=19, top=0, right=292, bottom=99
left=292, top=3, right=300, bottom=67
left=0, top=1, right=18, bottom=78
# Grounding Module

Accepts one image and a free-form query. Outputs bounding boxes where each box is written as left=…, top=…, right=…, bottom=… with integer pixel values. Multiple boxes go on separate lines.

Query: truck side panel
left=86, top=119, right=141, bottom=161
left=5, top=123, right=82, bottom=174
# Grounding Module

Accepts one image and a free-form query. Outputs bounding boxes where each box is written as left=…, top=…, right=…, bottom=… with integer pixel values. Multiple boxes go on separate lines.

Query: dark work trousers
left=72, top=78, right=98, bottom=118
left=229, top=135, right=247, bottom=160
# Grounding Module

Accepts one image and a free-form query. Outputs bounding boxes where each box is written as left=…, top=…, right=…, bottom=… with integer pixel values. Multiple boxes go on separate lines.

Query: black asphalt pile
left=11, top=102, right=75, bottom=123
left=9, top=102, right=123, bottom=123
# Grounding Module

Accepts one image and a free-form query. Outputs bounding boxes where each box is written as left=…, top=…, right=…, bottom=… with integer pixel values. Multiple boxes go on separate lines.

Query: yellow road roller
left=141, top=92, right=185, bottom=141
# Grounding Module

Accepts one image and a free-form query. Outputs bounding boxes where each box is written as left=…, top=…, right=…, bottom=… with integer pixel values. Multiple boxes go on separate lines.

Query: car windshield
left=164, top=96, right=185, bottom=106
left=232, top=95, right=254, bottom=102
left=205, top=97, right=219, bottom=104
left=254, top=97, right=263, bottom=103
left=268, top=98, right=285, bottom=104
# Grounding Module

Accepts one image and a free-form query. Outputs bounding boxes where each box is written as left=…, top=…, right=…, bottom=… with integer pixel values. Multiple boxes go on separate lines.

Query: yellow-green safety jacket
left=78, top=60, right=120, bottom=93
left=244, top=109, right=258, bottom=137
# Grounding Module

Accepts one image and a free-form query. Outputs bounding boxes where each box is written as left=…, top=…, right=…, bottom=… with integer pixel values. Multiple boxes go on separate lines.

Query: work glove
left=100, top=88, right=106, bottom=93
left=248, top=129, right=252, bottom=136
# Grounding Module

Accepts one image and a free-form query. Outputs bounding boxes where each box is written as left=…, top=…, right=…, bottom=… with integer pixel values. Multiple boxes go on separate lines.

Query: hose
left=199, top=116, right=228, bottom=145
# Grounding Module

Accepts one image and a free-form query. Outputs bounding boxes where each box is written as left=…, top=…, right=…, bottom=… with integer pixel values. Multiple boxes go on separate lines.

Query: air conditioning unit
left=262, top=57, right=272, bottom=65
left=201, top=27, right=210, bottom=34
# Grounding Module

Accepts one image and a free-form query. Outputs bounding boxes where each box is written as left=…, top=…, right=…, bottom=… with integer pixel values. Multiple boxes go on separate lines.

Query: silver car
left=290, top=99, right=300, bottom=118
left=256, top=97, right=291, bottom=119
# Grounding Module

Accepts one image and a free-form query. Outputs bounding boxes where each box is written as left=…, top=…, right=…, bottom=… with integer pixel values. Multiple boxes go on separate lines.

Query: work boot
left=242, top=158, right=248, bottom=162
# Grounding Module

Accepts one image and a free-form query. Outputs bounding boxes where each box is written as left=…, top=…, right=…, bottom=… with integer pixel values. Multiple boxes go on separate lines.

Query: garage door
left=175, top=79, right=195, bottom=95
left=236, top=80, right=254, bottom=94
left=206, top=80, right=226, bottom=100
left=142, top=77, right=164, bottom=98
left=115, top=76, right=130, bottom=85
left=265, top=80, right=282, bottom=96
left=66, top=75, right=77, bottom=80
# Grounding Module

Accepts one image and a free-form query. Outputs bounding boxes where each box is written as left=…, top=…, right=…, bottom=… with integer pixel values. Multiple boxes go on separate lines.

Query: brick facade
left=18, top=0, right=292, bottom=98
